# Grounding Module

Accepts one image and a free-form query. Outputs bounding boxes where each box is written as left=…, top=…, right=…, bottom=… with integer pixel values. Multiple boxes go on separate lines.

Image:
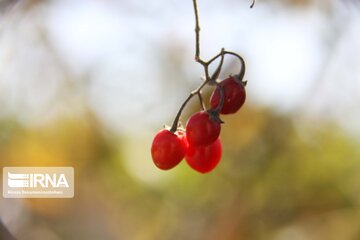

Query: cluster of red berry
left=151, top=73, right=246, bottom=173
left=151, top=0, right=253, bottom=174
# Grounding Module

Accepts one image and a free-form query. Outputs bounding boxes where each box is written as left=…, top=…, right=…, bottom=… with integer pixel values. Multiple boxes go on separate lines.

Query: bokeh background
left=1, top=0, right=360, bottom=239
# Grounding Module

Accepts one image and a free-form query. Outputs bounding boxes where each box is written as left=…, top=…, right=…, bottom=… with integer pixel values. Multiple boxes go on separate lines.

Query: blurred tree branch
left=0, top=220, right=15, bottom=240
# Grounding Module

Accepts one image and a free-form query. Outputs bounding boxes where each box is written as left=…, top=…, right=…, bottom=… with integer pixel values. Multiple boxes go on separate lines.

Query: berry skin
left=186, top=111, right=221, bottom=146
left=151, top=129, right=188, bottom=170
left=185, top=138, right=222, bottom=173
left=210, top=76, right=246, bottom=114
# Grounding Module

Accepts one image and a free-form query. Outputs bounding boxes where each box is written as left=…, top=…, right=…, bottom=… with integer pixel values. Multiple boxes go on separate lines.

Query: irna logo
left=3, top=167, right=74, bottom=198
left=7, top=172, right=69, bottom=188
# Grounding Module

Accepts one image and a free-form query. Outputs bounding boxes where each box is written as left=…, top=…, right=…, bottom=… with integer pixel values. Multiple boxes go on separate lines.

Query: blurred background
left=0, top=0, right=360, bottom=239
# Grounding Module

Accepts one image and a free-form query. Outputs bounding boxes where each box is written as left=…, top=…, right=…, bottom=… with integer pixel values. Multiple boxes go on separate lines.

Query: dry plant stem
left=170, top=80, right=208, bottom=133
left=250, top=0, right=256, bottom=8
left=170, top=0, right=224, bottom=132
left=169, top=49, right=246, bottom=132
left=223, top=51, right=246, bottom=81
left=213, top=81, right=225, bottom=113
left=197, top=92, right=206, bottom=110
left=193, top=0, right=201, bottom=62
left=169, top=0, right=249, bottom=133
left=211, top=49, right=225, bottom=81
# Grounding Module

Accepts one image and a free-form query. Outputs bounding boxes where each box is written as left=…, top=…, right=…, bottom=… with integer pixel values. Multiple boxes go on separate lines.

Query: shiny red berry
left=185, top=138, right=222, bottom=173
left=186, top=111, right=221, bottom=146
left=210, top=76, right=246, bottom=114
left=151, top=129, right=187, bottom=170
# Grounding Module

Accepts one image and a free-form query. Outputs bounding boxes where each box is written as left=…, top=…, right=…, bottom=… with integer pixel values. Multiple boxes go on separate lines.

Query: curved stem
left=210, top=48, right=225, bottom=81
left=213, top=81, right=225, bottom=114
left=207, top=52, right=223, bottom=65
left=170, top=93, right=194, bottom=132
left=204, top=65, right=211, bottom=81
left=223, top=51, right=246, bottom=82
left=250, top=0, right=256, bottom=8
left=169, top=79, right=209, bottom=132
left=169, top=0, right=250, bottom=133
left=197, top=92, right=206, bottom=111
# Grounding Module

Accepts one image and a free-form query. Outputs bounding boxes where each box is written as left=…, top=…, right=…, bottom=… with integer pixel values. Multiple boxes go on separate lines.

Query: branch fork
left=169, top=0, right=253, bottom=133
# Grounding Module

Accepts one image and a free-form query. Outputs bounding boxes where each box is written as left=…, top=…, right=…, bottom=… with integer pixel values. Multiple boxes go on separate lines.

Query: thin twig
left=193, top=0, right=201, bottom=61
left=213, top=81, right=225, bottom=114
left=250, top=0, right=256, bottom=8
left=197, top=92, right=206, bottom=111
left=170, top=79, right=208, bottom=132
left=210, top=48, right=225, bottom=81
left=169, top=0, right=250, bottom=132
left=223, top=51, right=246, bottom=82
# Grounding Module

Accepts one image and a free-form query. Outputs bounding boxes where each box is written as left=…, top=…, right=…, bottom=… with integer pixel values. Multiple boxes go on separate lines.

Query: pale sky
left=0, top=0, right=359, bottom=135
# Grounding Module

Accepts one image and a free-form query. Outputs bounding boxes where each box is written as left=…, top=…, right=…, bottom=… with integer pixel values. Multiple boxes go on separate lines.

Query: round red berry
left=185, top=138, right=222, bottom=173
left=186, top=111, right=221, bottom=146
left=151, top=129, right=187, bottom=170
left=210, top=76, right=246, bottom=114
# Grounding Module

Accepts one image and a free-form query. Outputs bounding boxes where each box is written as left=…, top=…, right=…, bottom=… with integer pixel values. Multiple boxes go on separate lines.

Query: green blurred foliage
left=0, top=0, right=360, bottom=239
left=2, top=104, right=359, bottom=239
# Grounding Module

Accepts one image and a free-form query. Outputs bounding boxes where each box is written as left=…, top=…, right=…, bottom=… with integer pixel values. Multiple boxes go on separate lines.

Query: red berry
left=185, top=138, right=222, bottom=173
left=210, top=76, right=246, bottom=114
left=186, top=111, right=221, bottom=146
left=151, top=129, right=187, bottom=170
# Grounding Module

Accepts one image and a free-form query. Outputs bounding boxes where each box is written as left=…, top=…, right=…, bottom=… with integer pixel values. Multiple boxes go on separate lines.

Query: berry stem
left=210, top=49, right=225, bottom=82
left=169, top=80, right=208, bottom=133
left=169, top=0, right=251, bottom=133
left=250, top=0, right=256, bottom=8
left=213, top=81, right=225, bottom=114
left=197, top=92, right=206, bottom=111
left=223, top=51, right=246, bottom=84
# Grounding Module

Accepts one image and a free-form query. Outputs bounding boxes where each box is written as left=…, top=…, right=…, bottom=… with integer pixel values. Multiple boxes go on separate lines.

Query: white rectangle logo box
left=3, top=167, right=74, bottom=198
